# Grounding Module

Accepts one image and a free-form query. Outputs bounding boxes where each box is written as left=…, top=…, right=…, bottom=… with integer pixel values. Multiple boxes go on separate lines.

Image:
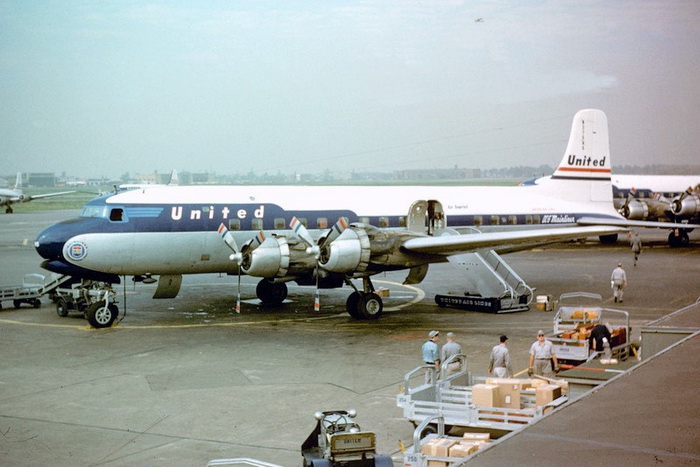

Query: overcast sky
left=1, top=1, right=699, bottom=178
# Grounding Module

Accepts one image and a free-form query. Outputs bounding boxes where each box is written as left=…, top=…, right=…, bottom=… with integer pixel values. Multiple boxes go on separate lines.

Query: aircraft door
left=407, top=200, right=445, bottom=236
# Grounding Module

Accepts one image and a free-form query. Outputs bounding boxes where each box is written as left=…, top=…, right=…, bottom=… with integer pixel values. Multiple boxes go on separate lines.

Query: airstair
left=435, top=250, right=533, bottom=313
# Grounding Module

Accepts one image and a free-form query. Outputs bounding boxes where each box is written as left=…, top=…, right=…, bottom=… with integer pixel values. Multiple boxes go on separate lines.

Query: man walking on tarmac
left=528, top=330, right=558, bottom=379
left=611, top=262, right=628, bottom=303
left=488, top=335, right=513, bottom=378
left=441, top=332, right=463, bottom=376
left=630, top=233, right=642, bottom=266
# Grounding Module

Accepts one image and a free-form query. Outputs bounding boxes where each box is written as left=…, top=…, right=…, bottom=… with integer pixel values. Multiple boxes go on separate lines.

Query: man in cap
left=422, top=330, right=441, bottom=383
left=611, top=262, right=627, bottom=303
left=528, top=330, right=558, bottom=378
left=441, top=332, right=463, bottom=375
left=488, top=335, right=513, bottom=378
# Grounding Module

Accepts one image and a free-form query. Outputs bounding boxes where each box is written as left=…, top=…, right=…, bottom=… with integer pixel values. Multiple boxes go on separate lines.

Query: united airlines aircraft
left=34, top=109, right=697, bottom=327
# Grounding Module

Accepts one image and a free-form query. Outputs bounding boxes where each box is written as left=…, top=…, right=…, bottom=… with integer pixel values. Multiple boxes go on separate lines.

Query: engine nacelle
left=671, top=193, right=700, bottom=217
left=621, top=200, right=649, bottom=220
left=243, top=236, right=291, bottom=278
left=319, top=226, right=371, bottom=274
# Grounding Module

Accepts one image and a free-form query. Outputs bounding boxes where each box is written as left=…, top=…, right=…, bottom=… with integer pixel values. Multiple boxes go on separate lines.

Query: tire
left=56, top=298, right=70, bottom=317
left=86, top=302, right=118, bottom=328
left=256, top=280, right=288, bottom=305
left=357, top=292, right=383, bottom=320
left=32, top=298, right=41, bottom=308
left=419, top=423, right=437, bottom=439
left=13, top=299, right=22, bottom=309
left=599, top=233, right=618, bottom=244
left=345, top=292, right=363, bottom=319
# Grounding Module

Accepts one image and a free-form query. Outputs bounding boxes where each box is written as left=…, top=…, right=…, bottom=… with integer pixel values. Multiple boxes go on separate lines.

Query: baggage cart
left=0, top=273, right=71, bottom=309
left=547, top=292, right=632, bottom=365
left=397, top=356, right=567, bottom=437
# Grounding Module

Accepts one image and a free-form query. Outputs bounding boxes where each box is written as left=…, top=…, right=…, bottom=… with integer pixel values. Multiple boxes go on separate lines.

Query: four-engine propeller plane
left=34, top=109, right=698, bottom=326
left=0, top=173, right=74, bottom=214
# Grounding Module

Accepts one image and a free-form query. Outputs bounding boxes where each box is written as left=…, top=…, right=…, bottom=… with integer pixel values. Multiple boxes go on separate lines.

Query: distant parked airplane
left=0, top=173, right=74, bottom=213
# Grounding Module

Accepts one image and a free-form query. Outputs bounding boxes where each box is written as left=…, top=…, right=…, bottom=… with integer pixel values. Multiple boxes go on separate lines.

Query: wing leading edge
left=401, top=225, right=626, bottom=256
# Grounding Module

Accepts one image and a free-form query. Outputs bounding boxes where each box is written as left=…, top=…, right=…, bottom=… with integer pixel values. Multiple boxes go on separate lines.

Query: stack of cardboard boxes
left=420, top=432, right=491, bottom=465
left=472, top=378, right=566, bottom=410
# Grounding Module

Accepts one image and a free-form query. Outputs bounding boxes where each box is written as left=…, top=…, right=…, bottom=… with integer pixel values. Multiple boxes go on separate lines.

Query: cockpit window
left=80, top=206, right=108, bottom=218
left=109, top=208, right=124, bottom=222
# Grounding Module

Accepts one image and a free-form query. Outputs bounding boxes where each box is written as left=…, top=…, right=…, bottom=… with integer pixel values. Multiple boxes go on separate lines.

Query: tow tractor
left=53, top=280, right=119, bottom=328
left=300, top=409, right=392, bottom=467
left=546, top=292, right=632, bottom=365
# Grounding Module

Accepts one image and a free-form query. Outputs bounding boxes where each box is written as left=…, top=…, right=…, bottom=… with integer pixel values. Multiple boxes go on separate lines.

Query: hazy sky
left=1, top=1, right=699, bottom=178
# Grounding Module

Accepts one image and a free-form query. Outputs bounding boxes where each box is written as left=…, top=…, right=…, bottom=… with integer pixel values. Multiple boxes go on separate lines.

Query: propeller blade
left=318, top=217, right=349, bottom=248
left=218, top=223, right=239, bottom=253
left=290, top=216, right=315, bottom=246
left=236, top=264, right=241, bottom=314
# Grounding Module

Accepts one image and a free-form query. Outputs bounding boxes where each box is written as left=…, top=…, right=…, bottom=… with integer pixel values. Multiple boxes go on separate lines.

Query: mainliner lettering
left=567, top=155, right=606, bottom=167
left=171, top=205, right=265, bottom=221
left=542, top=214, right=575, bottom=224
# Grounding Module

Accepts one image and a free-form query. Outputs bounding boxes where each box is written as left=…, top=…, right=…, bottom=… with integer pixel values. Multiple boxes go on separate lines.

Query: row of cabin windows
left=227, top=216, right=400, bottom=231
left=472, top=215, right=541, bottom=226
left=225, top=214, right=544, bottom=231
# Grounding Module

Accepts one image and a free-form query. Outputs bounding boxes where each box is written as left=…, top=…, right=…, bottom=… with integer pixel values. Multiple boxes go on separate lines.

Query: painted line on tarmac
left=0, top=281, right=423, bottom=330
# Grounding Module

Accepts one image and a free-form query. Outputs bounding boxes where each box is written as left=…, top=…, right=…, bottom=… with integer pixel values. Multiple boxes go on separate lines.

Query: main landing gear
left=344, top=277, right=383, bottom=320
left=252, top=277, right=384, bottom=320
left=668, top=229, right=690, bottom=247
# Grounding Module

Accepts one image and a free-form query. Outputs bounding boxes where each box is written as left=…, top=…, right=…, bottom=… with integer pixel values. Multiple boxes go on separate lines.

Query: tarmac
left=0, top=210, right=699, bottom=466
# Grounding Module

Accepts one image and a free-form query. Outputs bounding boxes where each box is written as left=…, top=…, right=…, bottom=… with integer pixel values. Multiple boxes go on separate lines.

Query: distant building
left=27, top=173, right=56, bottom=187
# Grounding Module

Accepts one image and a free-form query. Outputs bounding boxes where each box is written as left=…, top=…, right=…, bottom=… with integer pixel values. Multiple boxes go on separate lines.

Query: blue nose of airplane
left=35, top=221, right=72, bottom=261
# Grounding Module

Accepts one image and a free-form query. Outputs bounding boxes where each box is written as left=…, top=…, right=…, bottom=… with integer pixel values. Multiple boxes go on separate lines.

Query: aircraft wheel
left=599, top=233, right=618, bottom=244
left=357, top=292, right=383, bottom=320
left=56, top=298, right=70, bottom=317
left=86, top=302, right=118, bottom=328
left=256, top=280, right=288, bottom=305
left=345, top=292, right=363, bottom=319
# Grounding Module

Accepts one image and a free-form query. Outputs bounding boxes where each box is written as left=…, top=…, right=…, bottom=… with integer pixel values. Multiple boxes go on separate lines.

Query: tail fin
left=538, top=110, right=617, bottom=213
left=552, top=109, right=611, bottom=181
left=167, top=170, right=179, bottom=186
left=14, top=172, right=23, bottom=190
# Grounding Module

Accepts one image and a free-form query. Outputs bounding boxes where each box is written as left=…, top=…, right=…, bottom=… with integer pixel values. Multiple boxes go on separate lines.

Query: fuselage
left=34, top=181, right=622, bottom=282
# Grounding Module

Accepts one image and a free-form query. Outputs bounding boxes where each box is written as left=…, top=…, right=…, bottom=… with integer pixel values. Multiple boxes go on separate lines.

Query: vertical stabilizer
left=14, top=172, right=23, bottom=190
left=553, top=109, right=611, bottom=181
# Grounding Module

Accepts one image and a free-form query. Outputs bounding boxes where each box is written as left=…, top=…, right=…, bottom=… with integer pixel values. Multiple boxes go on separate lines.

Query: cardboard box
left=529, top=378, right=547, bottom=388
left=536, top=384, right=562, bottom=407
left=553, top=379, right=569, bottom=394
left=420, top=438, right=457, bottom=457
left=427, top=462, right=448, bottom=467
left=471, top=384, right=499, bottom=407
left=450, top=443, right=479, bottom=457
left=496, top=382, right=522, bottom=409
left=462, top=432, right=490, bottom=441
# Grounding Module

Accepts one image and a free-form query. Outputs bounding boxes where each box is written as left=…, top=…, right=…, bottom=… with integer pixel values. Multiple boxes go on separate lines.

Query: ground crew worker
left=441, top=332, right=463, bottom=375
left=611, top=263, right=627, bottom=303
left=630, top=233, right=642, bottom=266
left=528, top=330, right=558, bottom=379
left=488, top=335, right=513, bottom=378
left=422, top=330, right=440, bottom=382
left=590, top=323, right=612, bottom=358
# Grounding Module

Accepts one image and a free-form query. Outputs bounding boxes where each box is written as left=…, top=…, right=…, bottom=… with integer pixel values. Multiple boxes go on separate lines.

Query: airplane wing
left=401, top=225, right=625, bottom=256
left=576, top=216, right=699, bottom=230
left=24, top=190, right=76, bottom=201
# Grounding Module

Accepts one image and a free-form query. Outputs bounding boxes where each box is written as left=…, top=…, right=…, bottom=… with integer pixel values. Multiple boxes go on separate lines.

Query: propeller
left=289, top=216, right=349, bottom=311
left=218, top=223, right=266, bottom=313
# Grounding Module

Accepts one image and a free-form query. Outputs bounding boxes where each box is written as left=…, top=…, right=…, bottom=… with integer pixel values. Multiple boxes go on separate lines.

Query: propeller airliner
left=34, top=109, right=698, bottom=326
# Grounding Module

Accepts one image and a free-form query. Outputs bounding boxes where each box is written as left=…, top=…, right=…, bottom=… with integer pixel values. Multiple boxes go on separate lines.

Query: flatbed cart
left=547, top=292, right=632, bottom=365
left=0, top=273, right=72, bottom=310
left=53, top=280, right=119, bottom=328
left=402, top=415, right=490, bottom=466
left=397, top=355, right=567, bottom=437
